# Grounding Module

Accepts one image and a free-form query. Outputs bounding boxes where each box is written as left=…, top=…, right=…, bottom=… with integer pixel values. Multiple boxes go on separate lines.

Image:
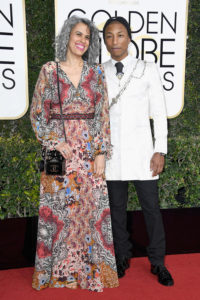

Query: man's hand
left=150, top=152, right=165, bottom=177
left=94, top=154, right=105, bottom=177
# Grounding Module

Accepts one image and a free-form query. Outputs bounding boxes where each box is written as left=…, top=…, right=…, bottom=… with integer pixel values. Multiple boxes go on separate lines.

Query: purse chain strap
left=56, top=62, right=67, bottom=143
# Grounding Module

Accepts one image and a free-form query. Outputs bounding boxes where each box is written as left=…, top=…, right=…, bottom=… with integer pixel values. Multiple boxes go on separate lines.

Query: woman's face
left=67, top=22, right=90, bottom=58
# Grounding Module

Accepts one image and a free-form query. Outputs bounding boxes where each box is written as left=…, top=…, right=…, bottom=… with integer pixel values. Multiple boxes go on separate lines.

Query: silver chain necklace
left=109, top=60, right=146, bottom=109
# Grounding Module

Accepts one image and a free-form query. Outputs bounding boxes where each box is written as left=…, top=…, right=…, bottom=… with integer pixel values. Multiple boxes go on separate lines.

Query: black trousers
left=107, top=180, right=165, bottom=266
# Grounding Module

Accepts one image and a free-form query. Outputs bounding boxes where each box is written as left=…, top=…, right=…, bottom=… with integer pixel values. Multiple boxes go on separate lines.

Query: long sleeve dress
left=30, top=61, right=119, bottom=292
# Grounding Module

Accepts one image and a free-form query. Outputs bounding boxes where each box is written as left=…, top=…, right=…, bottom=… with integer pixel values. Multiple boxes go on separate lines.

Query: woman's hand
left=55, top=142, right=72, bottom=160
left=94, top=154, right=105, bottom=177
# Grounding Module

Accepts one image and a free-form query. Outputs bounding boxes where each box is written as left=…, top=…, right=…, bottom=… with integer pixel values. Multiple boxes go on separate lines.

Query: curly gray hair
left=55, top=15, right=100, bottom=64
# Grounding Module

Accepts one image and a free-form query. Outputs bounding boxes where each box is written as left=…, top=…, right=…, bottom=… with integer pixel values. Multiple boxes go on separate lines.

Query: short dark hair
left=103, top=16, right=132, bottom=41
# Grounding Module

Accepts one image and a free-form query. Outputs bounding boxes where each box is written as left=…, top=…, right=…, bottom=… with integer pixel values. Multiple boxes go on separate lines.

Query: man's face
left=104, top=21, right=130, bottom=61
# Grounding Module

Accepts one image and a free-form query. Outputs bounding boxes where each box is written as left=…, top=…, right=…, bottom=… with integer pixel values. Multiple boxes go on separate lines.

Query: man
left=102, top=16, right=174, bottom=286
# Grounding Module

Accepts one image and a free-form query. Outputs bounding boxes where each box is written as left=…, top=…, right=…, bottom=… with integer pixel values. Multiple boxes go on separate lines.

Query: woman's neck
left=62, top=52, right=83, bottom=68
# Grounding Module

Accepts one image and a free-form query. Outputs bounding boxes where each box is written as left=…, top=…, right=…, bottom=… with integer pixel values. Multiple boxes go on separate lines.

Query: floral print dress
left=30, top=61, right=119, bottom=292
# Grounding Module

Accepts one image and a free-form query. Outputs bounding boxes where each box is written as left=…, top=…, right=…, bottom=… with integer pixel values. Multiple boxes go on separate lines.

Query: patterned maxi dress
left=30, top=61, right=119, bottom=292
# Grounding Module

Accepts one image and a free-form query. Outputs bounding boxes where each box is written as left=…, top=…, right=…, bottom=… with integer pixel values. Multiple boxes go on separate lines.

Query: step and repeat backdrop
left=1, top=0, right=198, bottom=218
left=55, top=0, right=188, bottom=118
left=0, top=0, right=188, bottom=120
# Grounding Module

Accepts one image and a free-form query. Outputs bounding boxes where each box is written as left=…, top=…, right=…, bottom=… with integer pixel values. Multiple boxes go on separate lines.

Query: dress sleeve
left=148, top=62, right=168, bottom=154
left=30, top=63, right=64, bottom=150
left=93, top=65, right=112, bottom=160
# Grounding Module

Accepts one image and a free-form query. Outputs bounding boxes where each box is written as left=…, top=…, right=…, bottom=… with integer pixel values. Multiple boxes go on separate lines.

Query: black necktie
left=115, top=62, right=124, bottom=79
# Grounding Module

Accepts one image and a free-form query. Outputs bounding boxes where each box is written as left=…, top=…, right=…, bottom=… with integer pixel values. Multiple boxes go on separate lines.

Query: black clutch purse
left=40, top=62, right=67, bottom=176
left=40, top=148, right=65, bottom=175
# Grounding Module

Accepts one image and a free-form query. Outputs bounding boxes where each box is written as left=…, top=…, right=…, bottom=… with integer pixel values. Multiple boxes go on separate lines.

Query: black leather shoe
left=122, top=257, right=130, bottom=270
left=151, top=265, right=174, bottom=286
left=116, top=256, right=130, bottom=278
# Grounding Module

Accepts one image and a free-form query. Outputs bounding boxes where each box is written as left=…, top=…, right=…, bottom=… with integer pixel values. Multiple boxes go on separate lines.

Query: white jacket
left=103, top=55, right=168, bottom=180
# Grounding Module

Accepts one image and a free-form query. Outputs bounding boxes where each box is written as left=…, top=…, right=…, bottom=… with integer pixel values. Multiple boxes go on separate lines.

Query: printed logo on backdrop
left=55, top=0, right=189, bottom=118
left=0, top=0, right=28, bottom=119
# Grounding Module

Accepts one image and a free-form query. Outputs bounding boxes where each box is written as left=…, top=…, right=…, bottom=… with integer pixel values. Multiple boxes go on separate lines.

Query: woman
left=30, top=15, right=119, bottom=292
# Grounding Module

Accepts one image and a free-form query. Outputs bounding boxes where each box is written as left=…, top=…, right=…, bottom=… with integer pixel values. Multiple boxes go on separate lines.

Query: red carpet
left=0, top=254, right=200, bottom=300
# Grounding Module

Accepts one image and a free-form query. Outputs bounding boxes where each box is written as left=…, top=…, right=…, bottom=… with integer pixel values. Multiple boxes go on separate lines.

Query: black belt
left=51, top=113, right=95, bottom=120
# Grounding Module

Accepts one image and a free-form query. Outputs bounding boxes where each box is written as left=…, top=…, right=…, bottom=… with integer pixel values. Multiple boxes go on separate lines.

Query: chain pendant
left=111, top=97, right=117, bottom=105
left=117, top=73, right=123, bottom=80
left=109, top=97, right=117, bottom=109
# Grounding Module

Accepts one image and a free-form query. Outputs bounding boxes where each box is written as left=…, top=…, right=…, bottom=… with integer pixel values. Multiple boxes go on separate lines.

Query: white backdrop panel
left=0, top=0, right=28, bottom=119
